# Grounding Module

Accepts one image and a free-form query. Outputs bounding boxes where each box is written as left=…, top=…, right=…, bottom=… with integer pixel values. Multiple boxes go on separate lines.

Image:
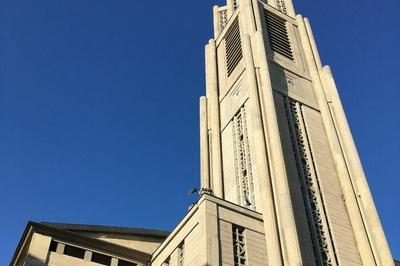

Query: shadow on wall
left=24, top=255, right=46, bottom=266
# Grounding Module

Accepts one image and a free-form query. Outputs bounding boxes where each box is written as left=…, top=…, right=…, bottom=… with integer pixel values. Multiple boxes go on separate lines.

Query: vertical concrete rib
left=205, top=39, right=224, bottom=198
left=252, top=30, right=302, bottom=266
left=213, top=6, right=220, bottom=39
left=304, top=16, right=393, bottom=265
left=322, top=66, right=394, bottom=266
left=200, top=97, right=210, bottom=191
left=296, top=14, right=378, bottom=265
left=242, top=33, right=284, bottom=266
left=251, top=0, right=263, bottom=31
left=285, top=0, right=296, bottom=18
left=239, top=0, right=256, bottom=34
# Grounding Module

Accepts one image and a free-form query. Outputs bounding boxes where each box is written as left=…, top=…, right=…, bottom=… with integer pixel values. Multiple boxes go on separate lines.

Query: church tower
left=199, top=0, right=394, bottom=265
left=11, top=0, right=397, bottom=265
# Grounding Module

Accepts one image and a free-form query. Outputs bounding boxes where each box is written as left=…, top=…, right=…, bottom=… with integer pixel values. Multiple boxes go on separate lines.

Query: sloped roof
left=11, top=221, right=169, bottom=265
left=41, top=221, right=170, bottom=239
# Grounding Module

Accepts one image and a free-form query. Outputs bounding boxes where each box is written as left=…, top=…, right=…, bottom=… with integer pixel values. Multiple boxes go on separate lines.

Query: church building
left=11, top=0, right=397, bottom=265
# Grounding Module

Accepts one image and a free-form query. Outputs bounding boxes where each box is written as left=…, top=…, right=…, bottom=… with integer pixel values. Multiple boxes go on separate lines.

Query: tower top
left=213, top=0, right=296, bottom=38
left=219, top=0, right=296, bottom=18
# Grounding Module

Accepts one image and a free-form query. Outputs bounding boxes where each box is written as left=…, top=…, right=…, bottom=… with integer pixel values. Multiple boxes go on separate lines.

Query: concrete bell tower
left=199, top=0, right=394, bottom=265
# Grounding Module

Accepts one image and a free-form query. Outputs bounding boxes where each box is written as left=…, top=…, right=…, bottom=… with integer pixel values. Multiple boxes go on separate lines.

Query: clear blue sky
left=0, top=0, right=399, bottom=263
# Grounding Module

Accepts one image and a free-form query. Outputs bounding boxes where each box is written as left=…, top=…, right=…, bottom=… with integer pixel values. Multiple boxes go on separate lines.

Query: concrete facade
left=199, top=0, right=394, bottom=265
left=12, top=222, right=167, bottom=265
left=11, top=0, right=396, bottom=265
left=152, top=195, right=267, bottom=266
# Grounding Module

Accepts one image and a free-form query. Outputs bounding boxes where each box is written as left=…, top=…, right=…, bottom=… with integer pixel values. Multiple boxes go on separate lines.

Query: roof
left=41, top=221, right=170, bottom=239
left=11, top=221, right=169, bottom=265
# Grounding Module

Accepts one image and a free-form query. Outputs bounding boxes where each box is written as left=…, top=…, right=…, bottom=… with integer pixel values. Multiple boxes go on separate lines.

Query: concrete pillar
left=322, top=66, right=394, bottom=266
left=296, top=14, right=378, bottom=265
left=213, top=6, right=220, bottom=39
left=251, top=30, right=302, bottom=266
left=205, top=39, right=224, bottom=198
left=239, top=0, right=256, bottom=34
left=84, top=250, right=92, bottom=261
left=285, top=0, right=296, bottom=18
left=27, top=233, right=52, bottom=263
left=227, top=0, right=234, bottom=15
left=251, top=0, right=263, bottom=31
left=200, top=96, right=210, bottom=192
left=304, top=16, right=393, bottom=265
left=111, top=258, right=118, bottom=266
left=56, top=242, right=65, bottom=254
left=200, top=199, right=220, bottom=265
left=242, top=33, right=285, bottom=266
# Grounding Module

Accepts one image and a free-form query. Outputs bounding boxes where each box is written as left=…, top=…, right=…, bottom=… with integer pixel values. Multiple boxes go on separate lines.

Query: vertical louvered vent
left=225, top=19, right=242, bottom=76
left=264, top=11, right=294, bottom=60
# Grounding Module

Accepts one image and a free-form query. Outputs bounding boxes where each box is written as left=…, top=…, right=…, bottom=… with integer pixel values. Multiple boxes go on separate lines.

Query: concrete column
left=285, top=0, right=296, bottom=18
left=252, top=31, right=302, bottom=266
left=296, top=14, right=377, bottom=265
left=111, top=258, right=118, bottom=266
left=84, top=250, right=93, bottom=261
left=27, top=233, right=52, bottom=263
left=322, top=66, right=394, bottom=266
left=251, top=0, right=263, bottom=31
left=242, top=33, right=284, bottom=266
left=201, top=200, right=220, bottom=265
left=239, top=0, right=256, bottom=34
left=205, top=39, right=224, bottom=198
left=56, top=242, right=65, bottom=254
left=213, top=6, right=220, bottom=39
left=304, top=16, right=393, bottom=265
left=200, top=96, right=210, bottom=191
left=227, top=0, right=234, bottom=15
left=303, top=18, right=322, bottom=70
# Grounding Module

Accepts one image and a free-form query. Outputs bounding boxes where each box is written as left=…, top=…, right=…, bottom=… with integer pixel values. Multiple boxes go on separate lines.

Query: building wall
left=204, top=0, right=393, bottom=265
left=151, top=195, right=267, bottom=266
left=80, top=233, right=163, bottom=255
left=47, top=252, right=99, bottom=266
left=14, top=231, right=144, bottom=266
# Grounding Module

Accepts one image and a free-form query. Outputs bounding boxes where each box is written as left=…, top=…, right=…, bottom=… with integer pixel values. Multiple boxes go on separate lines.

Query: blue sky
left=0, top=0, right=399, bottom=263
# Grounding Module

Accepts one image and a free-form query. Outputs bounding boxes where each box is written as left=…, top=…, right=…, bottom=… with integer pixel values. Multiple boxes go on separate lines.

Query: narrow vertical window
left=91, top=252, right=112, bottom=265
left=178, top=242, right=184, bottom=266
left=63, top=244, right=85, bottom=259
left=49, top=240, right=58, bottom=252
left=232, top=107, right=256, bottom=210
left=284, top=97, right=336, bottom=265
left=232, top=225, right=247, bottom=266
